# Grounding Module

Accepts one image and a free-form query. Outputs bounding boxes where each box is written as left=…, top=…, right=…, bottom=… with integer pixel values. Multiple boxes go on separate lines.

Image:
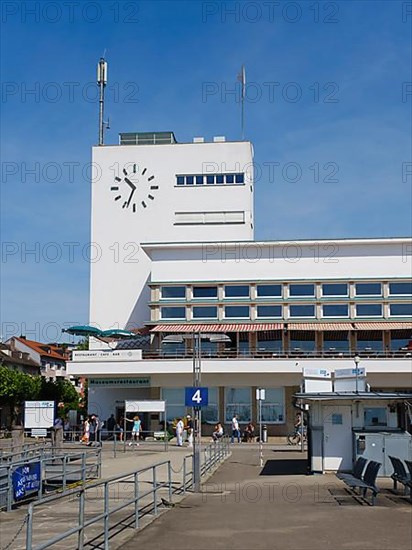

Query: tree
left=0, top=366, right=41, bottom=426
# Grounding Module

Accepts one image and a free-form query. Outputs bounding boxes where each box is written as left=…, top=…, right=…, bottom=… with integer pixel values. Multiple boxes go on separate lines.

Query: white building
left=69, top=131, right=412, bottom=435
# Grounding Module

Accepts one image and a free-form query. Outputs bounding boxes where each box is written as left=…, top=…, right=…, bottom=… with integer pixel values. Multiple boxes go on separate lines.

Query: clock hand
left=126, top=188, right=135, bottom=207
left=124, top=177, right=136, bottom=190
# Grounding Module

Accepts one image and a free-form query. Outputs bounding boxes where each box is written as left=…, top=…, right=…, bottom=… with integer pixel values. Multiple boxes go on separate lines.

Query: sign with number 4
left=185, top=387, right=208, bottom=407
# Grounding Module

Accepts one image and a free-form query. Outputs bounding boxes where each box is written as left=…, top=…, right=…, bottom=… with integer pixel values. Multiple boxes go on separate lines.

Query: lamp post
left=354, top=354, right=360, bottom=394
left=192, top=332, right=202, bottom=493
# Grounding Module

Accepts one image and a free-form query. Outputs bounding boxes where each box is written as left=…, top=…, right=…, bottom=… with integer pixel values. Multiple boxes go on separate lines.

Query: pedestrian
left=88, top=415, right=96, bottom=445
left=106, top=414, right=116, bottom=438
left=125, top=415, right=141, bottom=446
left=212, top=422, right=224, bottom=442
left=231, top=414, right=241, bottom=443
left=82, top=417, right=90, bottom=444
left=63, top=418, right=71, bottom=441
left=175, top=418, right=184, bottom=446
left=186, top=415, right=193, bottom=447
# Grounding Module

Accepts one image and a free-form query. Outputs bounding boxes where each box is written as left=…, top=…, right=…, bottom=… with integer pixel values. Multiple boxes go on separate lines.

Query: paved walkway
left=122, top=447, right=412, bottom=550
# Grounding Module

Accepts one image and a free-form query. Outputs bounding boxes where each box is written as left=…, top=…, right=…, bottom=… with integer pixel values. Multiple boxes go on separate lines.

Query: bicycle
left=287, top=429, right=307, bottom=446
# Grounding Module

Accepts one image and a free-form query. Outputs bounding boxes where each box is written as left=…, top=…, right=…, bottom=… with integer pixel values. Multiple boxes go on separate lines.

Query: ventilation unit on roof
left=193, top=137, right=204, bottom=143
left=213, top=136, right=226, bottom=142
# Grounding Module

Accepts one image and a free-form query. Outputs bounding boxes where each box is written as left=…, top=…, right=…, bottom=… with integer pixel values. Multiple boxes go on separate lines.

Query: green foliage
left=76, top=338, right=89, bottom=351
left=0, top=365, right=80, bottom=418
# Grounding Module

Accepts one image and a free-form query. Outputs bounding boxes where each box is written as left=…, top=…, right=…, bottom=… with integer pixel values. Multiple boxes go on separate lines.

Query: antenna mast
left=97, top=57, right=108, bottom=146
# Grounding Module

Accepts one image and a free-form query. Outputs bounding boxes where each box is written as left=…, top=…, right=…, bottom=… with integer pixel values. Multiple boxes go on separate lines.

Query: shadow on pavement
left=259, top=458, right=308, bottom=475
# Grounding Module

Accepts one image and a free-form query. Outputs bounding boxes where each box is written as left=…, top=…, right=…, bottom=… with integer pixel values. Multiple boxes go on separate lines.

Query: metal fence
left=25, top=437, right=231, bottom=550
left=0, top=446, right=101, bottom=512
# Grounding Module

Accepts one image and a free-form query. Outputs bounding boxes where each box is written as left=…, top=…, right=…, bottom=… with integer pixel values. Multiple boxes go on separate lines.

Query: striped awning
left=151, top=323, right=284, bottom=333
left=354, top=322, right=412, bottom=331
left=288, top=323, right=354, bottom=331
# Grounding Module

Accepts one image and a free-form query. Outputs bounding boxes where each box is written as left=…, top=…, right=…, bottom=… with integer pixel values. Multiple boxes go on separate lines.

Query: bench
left=337, top=456, right=367, bottom=483
left=389, top=456, right=411, bottom=497
left=340, top=460, right=381, bottom=505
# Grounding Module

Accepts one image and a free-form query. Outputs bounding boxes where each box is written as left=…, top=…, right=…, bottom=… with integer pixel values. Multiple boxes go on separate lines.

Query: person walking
left=231, top=414, right=241, bottom=443
left=175, top=418, right=184, bottom=446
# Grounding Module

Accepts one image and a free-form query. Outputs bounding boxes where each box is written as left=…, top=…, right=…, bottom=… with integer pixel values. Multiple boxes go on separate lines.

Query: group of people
left=81, top=414, right=103, bottom=445
left=175, top=415, right=193, bottom=447
left=230, top=415, right=255, bottom=443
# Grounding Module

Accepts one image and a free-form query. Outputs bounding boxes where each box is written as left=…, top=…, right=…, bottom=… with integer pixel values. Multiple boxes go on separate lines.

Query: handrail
left=25, top=439, right=231, bottom=550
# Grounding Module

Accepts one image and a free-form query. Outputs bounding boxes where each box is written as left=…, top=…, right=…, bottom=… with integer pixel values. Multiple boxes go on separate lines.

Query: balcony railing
left=140, top=348, right=412, bottom=360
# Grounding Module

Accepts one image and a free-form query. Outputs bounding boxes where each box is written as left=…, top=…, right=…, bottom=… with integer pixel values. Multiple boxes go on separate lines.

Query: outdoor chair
left=341, top=460, right=381, bottom=505
left=337, top=456, right=367, bottom=482
left=388, top=456, right=411, bottom=494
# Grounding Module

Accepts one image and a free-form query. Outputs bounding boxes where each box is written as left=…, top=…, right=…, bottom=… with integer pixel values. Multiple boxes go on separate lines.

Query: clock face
left=111, top=163, right=158, bottom=212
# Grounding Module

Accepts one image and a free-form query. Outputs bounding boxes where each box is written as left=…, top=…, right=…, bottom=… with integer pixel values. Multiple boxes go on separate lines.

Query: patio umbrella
left=100, top=329, right=136, bottom=339
left=62, top=325, right=103, bottom=337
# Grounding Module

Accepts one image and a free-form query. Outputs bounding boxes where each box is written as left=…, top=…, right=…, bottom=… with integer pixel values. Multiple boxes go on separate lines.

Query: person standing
left=175, top=418, right=184, bottom=446
left=125, top=415, right=141, bottom=446
left=231, top=414, right=241, bottom=443
left=82, top=417, right=90, bottom=444
left=106, top=414, right=116, bottom=438
left=88, top=415, right=96, bottom=445
left=186, top=415, right=193, bottom=447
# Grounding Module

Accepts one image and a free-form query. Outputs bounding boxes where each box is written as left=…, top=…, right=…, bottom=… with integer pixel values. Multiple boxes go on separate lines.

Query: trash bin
left=262, top=425, right=268, bottom=443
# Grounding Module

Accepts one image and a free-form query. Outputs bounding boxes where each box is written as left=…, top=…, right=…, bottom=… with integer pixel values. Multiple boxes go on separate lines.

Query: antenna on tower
left=237, top=65, right=246, bottom=140
left=97, top=57, right=109, bottom=145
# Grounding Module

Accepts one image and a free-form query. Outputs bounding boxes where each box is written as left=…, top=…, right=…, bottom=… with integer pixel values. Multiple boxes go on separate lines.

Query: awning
left=288, top=323, right=354, bottom=331
left=354, top=322, right=412, bottom=331
left=151, top=323, right=284, bottom=333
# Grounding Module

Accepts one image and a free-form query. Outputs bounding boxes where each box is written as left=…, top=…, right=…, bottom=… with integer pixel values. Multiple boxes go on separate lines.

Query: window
left=225, top=306, right=249, bottom=318
left=257, top=305, right=282, bottom=318
left=356, top=304, right=382, bottom=317
left=364, top=407, right=387, bottom=427
left=224, top=285, right=249, bottom=298
left=162, top=388, right=185, bottom=421
left=225, top=174, right=234, bottom=184
left=192, top=306, right=218, bottom=319
left=176, top=173, right=245, bottom=186
left=176, top=176, right=184, bottom=186
left=390, top=303, right=412, bottom=317
left=195, top=175, right=204, bottom=185
left=322, top=283, right=348, bottom=296
left=389, top=282, right=412, bottom=295
left=193, top=286, right=217, bottom=299
left=174, top=211, right=245, bottom=225
left=161, top=286, right=186, bottom=299
left=356, top=332, right=383, bottom=351
left=289, top=284, right=315, bottom=297
left=161, top=307, right=186, bottom=319
left=355, top=283, right=381, bottom=296
left=235, top=173, right=245, bottom=184
left=261, top=388, right=285, bottom=423
left=216, top=175, right=224, bottom=184
left=289, top=305, right=315, bottom=317
left=257, top=284, right=282, bottom=298
left=323, top=331, right=349, bottom=351
left=322, top=304, right=349, bottom=317
left=257, top=332, right=282, bottom=352
left=206, top=175, right=215, bottom=184
left=202, top=387, right=219, bottom=424
left=290, top=332, right=316, bottom=351
left=225, top=388, right=251, bottom=423
left=186, top=176, right=194, bottom=185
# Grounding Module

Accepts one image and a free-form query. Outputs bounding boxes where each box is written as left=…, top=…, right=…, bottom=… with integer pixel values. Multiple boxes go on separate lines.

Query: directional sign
left=185, top=387, right=208, bottom=407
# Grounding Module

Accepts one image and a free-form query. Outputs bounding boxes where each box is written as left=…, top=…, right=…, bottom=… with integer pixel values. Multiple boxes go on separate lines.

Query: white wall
left=90, top=141, right=254, bottom=330
left=146, top=239, right=412, bottom=283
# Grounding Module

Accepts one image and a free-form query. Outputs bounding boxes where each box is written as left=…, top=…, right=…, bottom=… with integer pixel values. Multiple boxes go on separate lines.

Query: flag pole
left=238, top=65, right=246, bottom=140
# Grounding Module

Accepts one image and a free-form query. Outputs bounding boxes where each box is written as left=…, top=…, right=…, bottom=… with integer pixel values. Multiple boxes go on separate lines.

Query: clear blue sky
left=1, top=1, right=411, bottom=341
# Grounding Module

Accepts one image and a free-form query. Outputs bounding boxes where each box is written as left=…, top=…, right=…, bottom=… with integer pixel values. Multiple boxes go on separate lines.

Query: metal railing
left=0, top=446, right=101, bottom=512
left=25, top=438, right=230, bottom=550
left=140, top=348, right=412, bottom=360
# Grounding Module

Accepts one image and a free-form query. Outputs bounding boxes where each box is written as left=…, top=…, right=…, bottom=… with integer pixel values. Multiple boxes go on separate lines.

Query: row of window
left=160, top=282, right=412, bottom=300
left=162, top=387, right=284, bottom=424
left=176, top=173, right=245, bottom=186
left=161, top=387, right=390, bottom=427
left=160, top=302, right=412, bottom=319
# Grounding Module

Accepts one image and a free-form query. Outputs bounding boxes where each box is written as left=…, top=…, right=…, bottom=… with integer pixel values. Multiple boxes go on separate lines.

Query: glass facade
left=355, top=283, right=382, bottom=296
left=161, top=286, right=186, bottom=299
left=193, top=286, right=218, bottom=298
left=322, top=283, right=348, bottom=296
left=256, top=284, right=282, bottom=297
left=225, top=388, right=251, bottom=423
left=224, top=285, right=250, bottom=298
left=289, top=284, right=315, bottom=297
left=161, top=306, right=186, bottom=319
left=389, top=282, right=412, bottom=295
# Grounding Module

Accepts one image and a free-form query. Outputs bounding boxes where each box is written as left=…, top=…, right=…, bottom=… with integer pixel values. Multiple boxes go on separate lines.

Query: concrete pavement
left=122, top=446, right=412, bottom=550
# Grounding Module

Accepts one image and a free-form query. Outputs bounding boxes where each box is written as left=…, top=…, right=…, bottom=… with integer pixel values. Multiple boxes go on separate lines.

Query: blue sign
left=12, top=462, right=41, bottom=501
left=185, top=387, right=208, bottom=407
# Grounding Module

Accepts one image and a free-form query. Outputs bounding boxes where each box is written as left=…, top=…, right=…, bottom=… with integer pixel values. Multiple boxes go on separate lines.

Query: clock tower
left=90, top=132, right=254, bottom=330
